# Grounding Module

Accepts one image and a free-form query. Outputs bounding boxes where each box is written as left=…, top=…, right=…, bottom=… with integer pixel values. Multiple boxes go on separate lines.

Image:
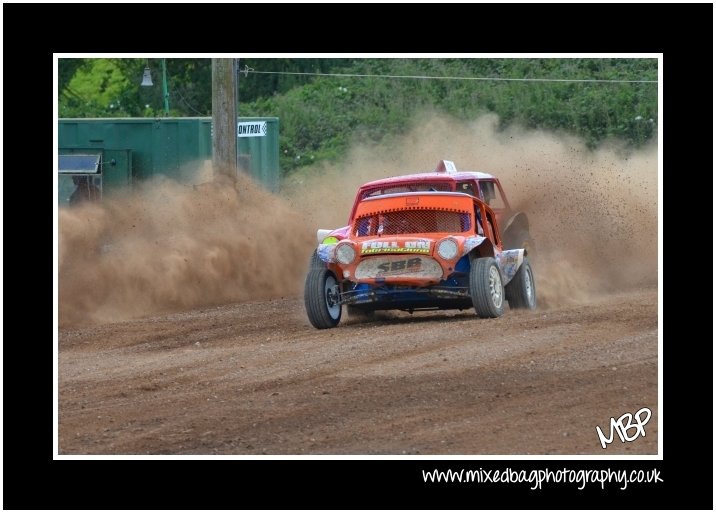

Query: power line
left=174, top=87, right=206, bottom=116
left=242, top=67, right=656, bottom=84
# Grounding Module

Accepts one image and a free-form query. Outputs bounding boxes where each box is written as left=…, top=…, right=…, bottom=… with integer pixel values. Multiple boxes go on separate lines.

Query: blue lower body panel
left=341, top=274, right=472, bottom=312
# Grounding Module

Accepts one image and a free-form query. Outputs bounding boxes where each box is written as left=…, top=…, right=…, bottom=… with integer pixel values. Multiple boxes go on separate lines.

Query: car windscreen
left=353, top=209, right=471, bottom=237
left=361, top=183, right=452, bottom=199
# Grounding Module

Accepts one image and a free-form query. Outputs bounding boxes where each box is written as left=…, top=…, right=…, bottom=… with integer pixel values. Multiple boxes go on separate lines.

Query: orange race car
left=304, top=189, right=536, bottom=329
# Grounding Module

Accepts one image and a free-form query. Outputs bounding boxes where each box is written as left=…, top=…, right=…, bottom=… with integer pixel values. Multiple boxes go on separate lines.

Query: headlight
left=335, top=242, right=356, bottom=265
left=437, top=238, right=459, bottom=260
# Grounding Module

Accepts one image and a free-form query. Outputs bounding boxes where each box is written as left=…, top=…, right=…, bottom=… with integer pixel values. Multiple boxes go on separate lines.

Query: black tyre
left=505, top=257, right=537, bottom=310
left=469, top=257, right=505, bottom=318
left=304, top=268, right=342, bottom=329
left=309, top=249, right=324, bottom=270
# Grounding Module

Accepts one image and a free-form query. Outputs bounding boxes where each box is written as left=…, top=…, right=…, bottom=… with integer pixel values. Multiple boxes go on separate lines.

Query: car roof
left=360, top=170, right=495, bottom=189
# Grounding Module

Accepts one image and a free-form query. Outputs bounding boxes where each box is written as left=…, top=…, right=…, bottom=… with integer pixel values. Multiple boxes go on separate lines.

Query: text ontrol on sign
left=237, top=121, right=267, bottom=137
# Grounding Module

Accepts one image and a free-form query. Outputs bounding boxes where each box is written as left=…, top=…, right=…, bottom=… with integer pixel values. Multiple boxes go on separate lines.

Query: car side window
left=458, top=181, right=476, bottom=196
left=479, top=180, right=506, bottom=209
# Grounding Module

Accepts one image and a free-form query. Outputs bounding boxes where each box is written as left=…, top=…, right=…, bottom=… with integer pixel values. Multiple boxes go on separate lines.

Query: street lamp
left=140, top=58, right=170, bottom=115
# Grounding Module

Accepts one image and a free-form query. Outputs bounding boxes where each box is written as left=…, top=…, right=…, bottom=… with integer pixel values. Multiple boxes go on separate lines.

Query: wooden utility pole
left=211, top=58, right=237, bottom=180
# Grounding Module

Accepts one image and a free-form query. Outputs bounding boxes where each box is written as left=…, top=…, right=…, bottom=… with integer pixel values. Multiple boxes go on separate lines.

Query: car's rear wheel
left=469, top=257, right=505, bottom=318
left=304, top=268, right=342, bottom=329
left=505, top=257, right=537, bottom=310
left=505, top=229, right=536, bottom=255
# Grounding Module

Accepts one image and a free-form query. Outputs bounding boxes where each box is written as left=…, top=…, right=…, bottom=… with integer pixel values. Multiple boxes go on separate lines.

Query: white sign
left=237, top=121, right=267, bottom=138
left=443, top=160, right=457, bottom=173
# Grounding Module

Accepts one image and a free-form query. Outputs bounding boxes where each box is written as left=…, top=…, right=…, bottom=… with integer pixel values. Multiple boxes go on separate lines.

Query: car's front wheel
left=304, top=268, right=342, bottom=329
left=309, top=249, right=324, bottom=270
left=469, top=257, right=505, bottom=318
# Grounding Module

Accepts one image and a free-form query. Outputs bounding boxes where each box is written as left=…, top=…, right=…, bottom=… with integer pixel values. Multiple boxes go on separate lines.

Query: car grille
left=354, top=255, right=443, bottom=281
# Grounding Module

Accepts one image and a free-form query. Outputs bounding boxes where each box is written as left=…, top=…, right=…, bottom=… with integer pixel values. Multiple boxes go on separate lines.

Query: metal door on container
left=101, top=149, right=132, bottom=194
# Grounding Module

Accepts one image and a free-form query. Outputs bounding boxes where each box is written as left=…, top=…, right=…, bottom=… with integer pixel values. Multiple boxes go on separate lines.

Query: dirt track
left=58, top=287, right=658, bottom=455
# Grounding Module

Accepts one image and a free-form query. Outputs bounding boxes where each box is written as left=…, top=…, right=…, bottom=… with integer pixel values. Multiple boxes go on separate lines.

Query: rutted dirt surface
left=59, top=287, right=658, bottom=455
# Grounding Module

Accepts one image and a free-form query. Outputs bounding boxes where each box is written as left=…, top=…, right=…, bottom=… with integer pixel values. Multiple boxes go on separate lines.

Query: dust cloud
left=59, top=170, right=314, bottom=326
left=59, top=113, right=657, bottom=325
left=284, top=112, right=658, bottom=308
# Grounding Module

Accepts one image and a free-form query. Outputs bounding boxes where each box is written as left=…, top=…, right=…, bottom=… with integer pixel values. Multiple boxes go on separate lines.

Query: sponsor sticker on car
left=360, top=240, right=431, bottom=255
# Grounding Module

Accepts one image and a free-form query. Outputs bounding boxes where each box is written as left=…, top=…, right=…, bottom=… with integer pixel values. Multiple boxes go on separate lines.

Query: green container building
left=58, top=117, right=279, bottom=206
left=236, top=118, right=280, bottom=192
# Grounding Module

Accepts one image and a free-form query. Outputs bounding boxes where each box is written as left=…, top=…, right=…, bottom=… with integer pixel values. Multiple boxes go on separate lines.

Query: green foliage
left=59, top=58, right=658, bottom=175
left=58, top=58, right=88, bottom=96
left=241, top=58, right=657, bottom=174
left=59, top=58, right=212, bottom=117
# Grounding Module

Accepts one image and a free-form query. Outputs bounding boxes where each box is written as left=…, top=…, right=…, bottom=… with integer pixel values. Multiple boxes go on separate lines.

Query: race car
left=304, top=189, right=536, bottom=329
left=310, top=160, right=534, bottom=272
